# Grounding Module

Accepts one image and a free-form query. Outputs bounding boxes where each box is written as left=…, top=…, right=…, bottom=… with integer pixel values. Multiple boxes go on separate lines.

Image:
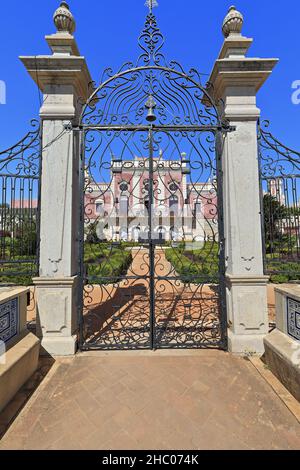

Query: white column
left=20, top=4, right=92, bottom=355
left=208, top=7, right=278, bottom=354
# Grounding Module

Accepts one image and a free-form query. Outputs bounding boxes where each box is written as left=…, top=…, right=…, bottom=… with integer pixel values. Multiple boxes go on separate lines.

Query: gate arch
left=79, top=8, right=231, bottom=350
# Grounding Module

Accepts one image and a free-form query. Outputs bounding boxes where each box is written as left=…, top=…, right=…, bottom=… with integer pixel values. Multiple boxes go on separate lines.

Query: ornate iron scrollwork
left=259, top=120, right=300, bottom=177
left=137, top=12, right=165, bottom=66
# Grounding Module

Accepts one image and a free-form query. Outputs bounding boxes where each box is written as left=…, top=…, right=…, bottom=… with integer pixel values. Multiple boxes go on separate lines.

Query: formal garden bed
left=0, top=263, right=34, bottom=286
left=84, top=242, right=133, bottom=284
left=1, top=239, right=299, bottom=286
left=165, top=243, right=300, bottom=285
left=165, top=243, right=219, bottom=284
left=0, top=232, right=38, bottom=285
left=265, top=258, right=300, bottom=283
left=0, top=242, right=133, bottom=286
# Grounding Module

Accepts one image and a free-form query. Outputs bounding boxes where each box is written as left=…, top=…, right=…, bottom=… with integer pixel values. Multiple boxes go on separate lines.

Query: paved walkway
left=0, top=351, right=299, bottom=450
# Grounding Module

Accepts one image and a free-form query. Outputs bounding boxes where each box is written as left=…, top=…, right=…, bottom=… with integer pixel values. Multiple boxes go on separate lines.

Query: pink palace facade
left=85, top=156, right=218, bottom=243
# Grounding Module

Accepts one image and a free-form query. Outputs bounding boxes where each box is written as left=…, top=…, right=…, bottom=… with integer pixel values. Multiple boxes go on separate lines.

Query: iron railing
left=0, top=120, right=41, bottom=285
left=259, top=121, right=300, bottom=283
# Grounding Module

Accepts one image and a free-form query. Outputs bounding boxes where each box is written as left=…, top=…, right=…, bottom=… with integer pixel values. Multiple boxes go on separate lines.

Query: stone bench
left=264, top=285, right=300, bottom=402
left=0, top=287, right=40, bottom=413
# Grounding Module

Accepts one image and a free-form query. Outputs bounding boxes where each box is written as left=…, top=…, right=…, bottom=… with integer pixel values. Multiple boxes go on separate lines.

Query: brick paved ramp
left=0, top=351, right=299, bottom=450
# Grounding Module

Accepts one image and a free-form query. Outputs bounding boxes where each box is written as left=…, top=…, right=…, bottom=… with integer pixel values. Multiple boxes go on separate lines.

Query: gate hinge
left=221, top=125, right=236, bottom=133
left=63, top=123, right=82, bottom=132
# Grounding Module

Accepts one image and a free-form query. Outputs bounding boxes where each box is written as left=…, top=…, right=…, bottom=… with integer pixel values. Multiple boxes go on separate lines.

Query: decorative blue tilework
left=287, top=297, right=300, bottom=342
left=0, top=298, right=18, bottom=344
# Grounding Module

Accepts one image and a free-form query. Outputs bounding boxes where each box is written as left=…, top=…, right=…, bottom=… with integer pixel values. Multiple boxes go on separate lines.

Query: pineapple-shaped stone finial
left=53, top=2, right=76, bottom=35
left=222, top=6, right=244, bottom=38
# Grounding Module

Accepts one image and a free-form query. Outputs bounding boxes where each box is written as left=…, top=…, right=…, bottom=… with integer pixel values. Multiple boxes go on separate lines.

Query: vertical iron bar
left=20, top=178, right=24, bottom=257
left=36, top=127, right=43, bottom=279
left=3, top=177, right=7, bottom=259
left=148, top=126, right=156, bottom=349
left=284, top=178, right=291, bottom=257
left=216, top=130, right=228, bottom=350
left=29, top=177, right=34, bottom=273
left=11, top=177, right=15, bottom=260
left=78, top=129, right=85, bottom=350
left=294, top=178, right=300, bottom=257
left=0, top=178, right=2, bottom=259
left=277, top=178, right=284, bottom=258
left=291, top=177, right=297, bottom=257
left=257, top=127, right=267, bottom=276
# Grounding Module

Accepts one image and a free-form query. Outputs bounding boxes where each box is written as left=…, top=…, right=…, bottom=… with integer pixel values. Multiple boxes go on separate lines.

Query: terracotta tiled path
left=0, top=351, right=299, bottom=450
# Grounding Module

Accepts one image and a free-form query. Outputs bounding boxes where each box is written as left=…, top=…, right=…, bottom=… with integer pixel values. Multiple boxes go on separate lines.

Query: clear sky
left=0, top=0, right=299, bottom=151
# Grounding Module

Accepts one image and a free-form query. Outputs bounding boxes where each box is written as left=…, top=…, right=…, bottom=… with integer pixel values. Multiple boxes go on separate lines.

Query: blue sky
left=0, top=0, right=299, bottom=151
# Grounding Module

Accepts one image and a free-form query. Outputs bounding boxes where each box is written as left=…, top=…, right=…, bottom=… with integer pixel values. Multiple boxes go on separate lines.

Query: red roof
left=11, top=200, right=38, bottom=209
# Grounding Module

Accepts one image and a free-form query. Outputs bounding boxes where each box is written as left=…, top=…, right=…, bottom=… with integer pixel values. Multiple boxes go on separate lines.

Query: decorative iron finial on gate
left=222, top=6, right=244, bottom=37
left=145, top=95, right=157, bottom=122
left=138, top=1, right=164, bottom=66
left=53, top=1, right=76, bottom=34
left=145, top=0, right=159, bottom=14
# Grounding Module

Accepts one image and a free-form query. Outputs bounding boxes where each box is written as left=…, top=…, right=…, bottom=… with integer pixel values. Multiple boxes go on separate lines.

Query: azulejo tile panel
left=287, top=297, right=300, bottom=342
left=0, top=298, right=19, bottom=344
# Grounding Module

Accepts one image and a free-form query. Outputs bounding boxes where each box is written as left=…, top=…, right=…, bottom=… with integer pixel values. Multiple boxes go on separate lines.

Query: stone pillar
left=20, top=3, right=92, bottom=355
left=208, top=7, right=278, bottom=354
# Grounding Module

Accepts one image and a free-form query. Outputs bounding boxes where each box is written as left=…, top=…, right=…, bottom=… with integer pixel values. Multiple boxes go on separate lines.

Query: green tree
left=283, top=206, right=300, bottom=217
left=15, top=220, right=37, bottom=257
left=85, top=221, right=100, bottom=244
left=263, top=194, right=287, bottom=253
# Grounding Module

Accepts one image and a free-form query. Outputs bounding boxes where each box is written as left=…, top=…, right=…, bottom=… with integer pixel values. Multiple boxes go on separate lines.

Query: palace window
left=195, top=202, right=202, bottom=215
left=120, top=226, right=128, bottom=241
left=95, top=199, right=104, bottom=216
left=192, top=202, right=202, bottom=229
left=169, top=182, right=179, bottom=193
left=157, top=226, right=166, bottom=242
left=119, top=181, right=129, bottom=193
left=144, top=197, right=150, bottom=215
left=170, top=226, right=179, bottom=241
left=120, top=196, right=129, bottom=217
left=169, top=195, right=179, bottom=216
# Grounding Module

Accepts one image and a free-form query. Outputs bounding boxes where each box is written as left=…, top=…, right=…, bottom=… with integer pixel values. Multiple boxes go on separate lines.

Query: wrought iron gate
left=0, top=120, right=41, bottom=286
left=79, top=7, right=231, bottom=350
left=259, top=121, right=300, bottom=283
